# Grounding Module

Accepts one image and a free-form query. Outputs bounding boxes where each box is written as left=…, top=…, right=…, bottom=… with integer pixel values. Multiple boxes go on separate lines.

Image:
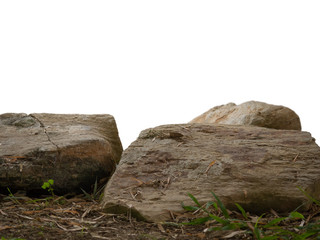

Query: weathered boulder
left=0, top=113, right=123, bottom=194
left=190, top=101, right=301, bottom=130
left=102, top=124, right=320, bottom=222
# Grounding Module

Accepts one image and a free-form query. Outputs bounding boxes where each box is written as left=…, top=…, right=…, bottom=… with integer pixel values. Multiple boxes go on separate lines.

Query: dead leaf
left=247, top=222, right=255, bottom=232
left=3, top=155, right=27, bottom=162
left=299, top=219, right=305, bottom=227
left=222, top=230, right=246, bottom=238
left=204, top=160, right=216, bottom=174
left=16, top=213, right=34, bottom=220
left=249, top=216, right=259, bottom=223
left=68, top=221, right=81, bottom=227
left=0, top=209, right=8, bottom=215
left=0, top=225, right=12, bottom=231
left=169, top=211, right=175, bottom=221
left=270, top=209, right=280, bottom=218
left=55, top=209, right=80, bottom=215
left=197, top=233, right=206, bottom=239
left=131, top=177, right=145, bottom=186
left=89, top=232, right=110, bottom=239
left=81, top=206, right=93, bottom=219
left=157, top=223, right=165, bottom=233
left=22, top=210, right=43, bottom=215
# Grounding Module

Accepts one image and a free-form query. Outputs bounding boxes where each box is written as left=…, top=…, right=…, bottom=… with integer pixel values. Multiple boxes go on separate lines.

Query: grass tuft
left=181, top=190, right=320, bottom=239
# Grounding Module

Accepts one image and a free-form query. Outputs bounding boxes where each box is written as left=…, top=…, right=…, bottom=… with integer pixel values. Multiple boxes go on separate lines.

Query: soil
left=0, top=192, right=254, bottom=240
left=1, top=192, right=319, bottom=240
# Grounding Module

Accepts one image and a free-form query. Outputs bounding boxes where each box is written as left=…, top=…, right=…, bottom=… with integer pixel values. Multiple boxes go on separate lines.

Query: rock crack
left=29, top=114, right=60, bottom=152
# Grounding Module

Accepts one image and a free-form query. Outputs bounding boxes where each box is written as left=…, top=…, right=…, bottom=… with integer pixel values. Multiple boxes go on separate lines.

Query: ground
left=0, top=192, right=319, bottom=240
left=0, top=191, right=254, bottom=240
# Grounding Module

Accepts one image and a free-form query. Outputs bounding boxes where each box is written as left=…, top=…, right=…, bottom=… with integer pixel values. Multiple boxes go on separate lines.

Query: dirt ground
left=0, top=192, right=255, bottom=240
left=1, top=192, right=319, bottom=240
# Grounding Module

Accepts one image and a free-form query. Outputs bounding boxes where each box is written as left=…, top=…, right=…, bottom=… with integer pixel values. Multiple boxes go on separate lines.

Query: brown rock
left=0, top=113, right=122, bottom=194
left=190, top=101, right=301, bottom=130
left=102, top=124, right=320, bottom=222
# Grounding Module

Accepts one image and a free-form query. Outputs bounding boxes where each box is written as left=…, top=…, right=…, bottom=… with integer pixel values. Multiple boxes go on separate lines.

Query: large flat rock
left=0, top=113, right=123, bottom=194
left=102, top=124, right=320, bottom=222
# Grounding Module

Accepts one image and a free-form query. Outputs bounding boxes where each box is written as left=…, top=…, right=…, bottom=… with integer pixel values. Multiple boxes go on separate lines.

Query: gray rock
left=190, top=101, right=301, bottom=130
left=101, top=124, right=320, bottom=222
left=0, top=113, right=123, bottom=194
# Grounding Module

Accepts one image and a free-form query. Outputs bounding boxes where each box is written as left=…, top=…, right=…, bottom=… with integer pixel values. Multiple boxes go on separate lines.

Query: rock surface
left=190, top=101, right=301, bottom=130
left=0, top=113, right=123, bottom=194
left=102, top=124, right=320, bottom=222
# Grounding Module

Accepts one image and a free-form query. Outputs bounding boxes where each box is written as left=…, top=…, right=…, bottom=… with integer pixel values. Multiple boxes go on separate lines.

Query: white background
left=1, top=1, right=319, bottom=149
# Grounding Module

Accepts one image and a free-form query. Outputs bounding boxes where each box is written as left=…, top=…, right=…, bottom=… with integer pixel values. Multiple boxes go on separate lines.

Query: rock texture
left=0, top=113, right=122, bottom=194
left=102, top=124, right=320, bottom=222
left=190, top=101, right=301, bottom=130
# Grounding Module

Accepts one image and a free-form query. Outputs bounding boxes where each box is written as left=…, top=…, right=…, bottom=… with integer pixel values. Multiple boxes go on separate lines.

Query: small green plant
left=298, top=186, right=320, bottom=207
left=41, top=179, right=55, bottom=197
left=181, top=191, right=320, bottom=239
left=4, top=188, right=21, bottom=204
left=81, top=178, right=105, bottom=201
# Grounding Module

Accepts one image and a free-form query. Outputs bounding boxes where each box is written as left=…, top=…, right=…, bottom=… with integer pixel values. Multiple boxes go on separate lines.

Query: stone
left=190, top=101, right=301, bottom=130
left=101, top=123, right=320, bottom=222
left=0, top=113, right=123, bottom=194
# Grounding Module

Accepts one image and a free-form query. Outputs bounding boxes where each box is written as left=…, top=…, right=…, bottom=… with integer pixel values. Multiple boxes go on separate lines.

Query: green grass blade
left=187, top=193, right=201, bottom=207
left=206, top=226, right=223, bottom=231
left=211, top=191, right=230, bottom=219
left=255, top=213, right=265, bottom=228
left=221, top=223, right=243, bottom=230
left=298, top=186, right=320, bottom=206
left=293, top=231, right=318, bottom=240
left=253, top=227, right=262, bottom=240
left=181, top=202, right=199, bottom=211
left=227, top=218, right=248, bottom=229
left=205, top=201, right=217, bottom=210
left=263, top=217, right=287, bottom=228
left=235, top=203, right=248, bottom=220
left=275, top=228, right=298, bottom=238
left=304, top=222, right=320, bottom=231
left=208, top=214, right=230, bottom=225
left=289, top=211, right=304, bottom=220
left=81, top=188, right=92, bottom=199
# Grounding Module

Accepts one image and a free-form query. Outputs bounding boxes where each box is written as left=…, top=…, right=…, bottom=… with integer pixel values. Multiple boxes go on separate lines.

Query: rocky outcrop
left=190, top=101, right=301, bottom=130
left=102, top=124, right=320, bottom=222
left=0, top=113, right=123, bottom=194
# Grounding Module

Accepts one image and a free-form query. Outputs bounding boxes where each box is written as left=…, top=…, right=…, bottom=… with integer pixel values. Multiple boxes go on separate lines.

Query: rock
left=190, top=101, right=301, bottom=130
left=0, top=113, right=123, bottom=194
left=101, top=124, right=320, bottom=222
